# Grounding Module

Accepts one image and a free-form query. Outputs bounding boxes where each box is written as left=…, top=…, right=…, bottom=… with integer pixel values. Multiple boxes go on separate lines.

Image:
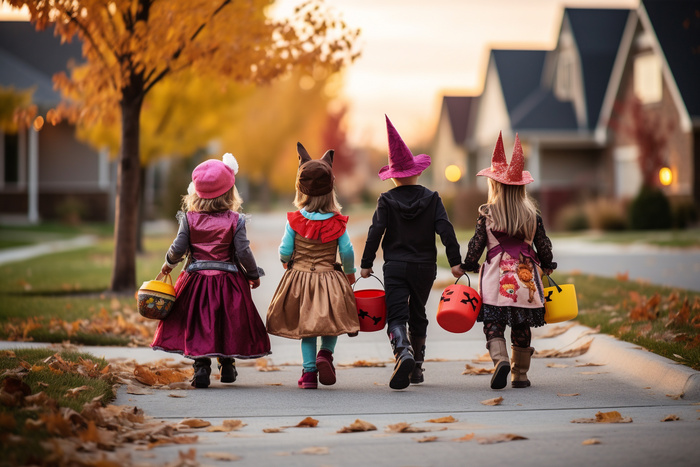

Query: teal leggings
left=301, top=336, right=337, bottom=372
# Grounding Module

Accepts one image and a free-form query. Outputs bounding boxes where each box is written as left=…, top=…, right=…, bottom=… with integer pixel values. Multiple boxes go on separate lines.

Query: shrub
left=555, top=203, right=589, bottom=231
left=629, top=186, right=672, bottom=230
left=585, top=198, right=628, bottom=231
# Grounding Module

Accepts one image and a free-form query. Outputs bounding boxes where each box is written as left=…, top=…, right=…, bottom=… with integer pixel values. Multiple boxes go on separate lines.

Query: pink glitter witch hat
left=378, top=115, right=431, bottom=181
left=476, top=132, right=534, bottom=185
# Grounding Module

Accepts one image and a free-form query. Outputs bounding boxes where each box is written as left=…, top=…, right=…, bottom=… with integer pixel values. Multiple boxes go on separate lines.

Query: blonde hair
left=479, top=178, right=538, bottom=239
left=294, top=189, right=342, bottom=214
left=182, top=186, right=243, bottom=213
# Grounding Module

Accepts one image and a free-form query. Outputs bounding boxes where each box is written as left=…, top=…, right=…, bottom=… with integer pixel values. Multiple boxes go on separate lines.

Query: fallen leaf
left=426, top=416, right=456, bottom=424
left=535, top=340, right=592, bottom=358
left=571, top=411, right=632, bottom=424
left=416, top=436, right=438, bottom=443
left=204, top=452, right=241, bottom=461
left=65, top=385, right=91, bottom=398
left=472, top=353, right=492, bottom=363
left=263, top=427, right=285, bottom=433
left=386, top=422, right=429, bottom=433
left=256, top=358, right=281, bottom=372
left=476, top=433, right=527, bottom=444
left=208, top=420, right=247, bottom=432
left=575, top=363, right=605, bottom=367
left=168, top=393, right=187, bottom=398
left=481, top=397, right=504, bottom=406
left=298, top=446, right=329, bottom=455
left=666, top=393, right=683, bottom=400
left=337, top=419, right=377, bottom=433
left=294, top=417, right=318, bottom=428
left=127, top=385, right=153, bottom=395
left=557, top=393, right=580, bottom=397
left=265, top=383, right=283, bottom=386
left=452, top=433, right=475, bottom=442
left=339, top=360, right=386, bottom=367
left=537, top=323, right=575, bottom=338
left=582, top=439, right=601, bottom=445
left=462, top=364, right=494, bottom=375
left=546, top=363, right=568, bottom=368
left=180, top=419, right=211, bottom=429
left=661, top=414, right=679, bottom=422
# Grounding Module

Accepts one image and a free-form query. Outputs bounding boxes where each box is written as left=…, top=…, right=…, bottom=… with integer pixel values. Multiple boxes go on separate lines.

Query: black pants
left=383, top=261, right=437, bottom=337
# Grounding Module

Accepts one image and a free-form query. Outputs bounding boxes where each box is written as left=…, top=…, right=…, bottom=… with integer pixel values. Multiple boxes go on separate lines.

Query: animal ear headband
left=296, top=142, right=335, bottom=196
left=297, top=142, right=334, bottom=168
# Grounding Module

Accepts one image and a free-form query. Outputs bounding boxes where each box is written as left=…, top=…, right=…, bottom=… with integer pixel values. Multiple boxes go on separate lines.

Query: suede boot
left=388, top=324, right=415, bottom=390
left=409, top=334, right=426, bottom=384
left=486, top=338, right=510, bottom=390
left=511, top=345, right=534, bottom=388
left=316, top=349, right=336, bottom=386
left=298, top=370, right=318, bottom=389
left=191, top=357, right=212, bottom=388
left=217, top=357, right=237, bottom=383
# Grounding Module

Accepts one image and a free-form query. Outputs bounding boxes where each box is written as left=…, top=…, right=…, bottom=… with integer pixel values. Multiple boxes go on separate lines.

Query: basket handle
left=155, top=272, right=173, bottom=285
left=543, top=274, right=562, bottom=293
left=352, top=273, right=385, bottom=291
left=454, top=273, right=472, bottom=288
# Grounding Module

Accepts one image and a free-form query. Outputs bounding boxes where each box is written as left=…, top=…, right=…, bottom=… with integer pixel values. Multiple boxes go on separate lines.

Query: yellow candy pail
left=543, top=275, right=578, bottom=323
left=137, top=273, right=176, bottom=320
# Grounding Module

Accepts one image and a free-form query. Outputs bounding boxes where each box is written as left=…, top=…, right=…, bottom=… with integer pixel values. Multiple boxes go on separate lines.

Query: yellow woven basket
left=137, top=273, right=176, bottom=320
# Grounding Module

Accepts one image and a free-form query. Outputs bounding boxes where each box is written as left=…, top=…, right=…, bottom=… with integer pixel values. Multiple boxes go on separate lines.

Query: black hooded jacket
left=360, top=185, right=462, bottom=268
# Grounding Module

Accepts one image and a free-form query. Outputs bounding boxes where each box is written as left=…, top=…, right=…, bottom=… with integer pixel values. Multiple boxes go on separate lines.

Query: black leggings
left=483, top=321, right=532, bottom=348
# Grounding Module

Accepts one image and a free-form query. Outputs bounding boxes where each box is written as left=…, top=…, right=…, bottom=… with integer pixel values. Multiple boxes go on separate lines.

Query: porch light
left=659, top=167, right=672, bottom=186
left=445, top=165, right=462, bottom=183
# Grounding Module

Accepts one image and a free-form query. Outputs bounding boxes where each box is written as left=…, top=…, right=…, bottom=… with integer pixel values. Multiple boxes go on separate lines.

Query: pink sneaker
left=298, top=370, right=318, bottom=389
left=316, top=349, right=336, bottom=386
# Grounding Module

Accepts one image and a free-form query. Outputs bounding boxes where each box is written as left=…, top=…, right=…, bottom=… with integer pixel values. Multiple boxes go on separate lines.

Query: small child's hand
left=451, top=265, right=465, bottom=279
left=161, top=263, right=173, bottom=276
left=345, top=273, right=356, bottom=285
left=249, top=278, right=260, bottom=289
left=360, top=268, right=372, bottom=278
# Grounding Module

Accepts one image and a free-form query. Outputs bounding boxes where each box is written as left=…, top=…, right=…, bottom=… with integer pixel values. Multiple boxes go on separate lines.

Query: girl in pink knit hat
left=152, top=154, right=271, bottom=388
left=461, top=132, right=556, bottom=390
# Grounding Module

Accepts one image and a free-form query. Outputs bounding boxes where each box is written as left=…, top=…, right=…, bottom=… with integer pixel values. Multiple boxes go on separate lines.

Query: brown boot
left=409, top=334, right=426, bottom=384
left=511, top=345, right=534, bottom=388
left=486, top=338, right=510, bottom=390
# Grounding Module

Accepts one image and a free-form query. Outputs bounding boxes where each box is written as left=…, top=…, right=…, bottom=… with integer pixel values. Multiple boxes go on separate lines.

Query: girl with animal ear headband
left=461, top=132, right=557, bottom=390
left=266, top=142, right=360, bottom=390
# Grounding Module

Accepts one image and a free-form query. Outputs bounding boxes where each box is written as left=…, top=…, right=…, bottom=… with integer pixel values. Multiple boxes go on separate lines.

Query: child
left=360, top=116, right=464, bottom=390
left=266, top=143, right=360, bottom=389
left=461, top=132, right=556, bottom=390
left=152, top=154, right=271, bottom=388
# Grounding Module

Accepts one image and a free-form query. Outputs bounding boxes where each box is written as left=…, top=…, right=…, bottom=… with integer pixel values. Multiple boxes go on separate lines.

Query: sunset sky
left=2, top=0, right=640, bottom=149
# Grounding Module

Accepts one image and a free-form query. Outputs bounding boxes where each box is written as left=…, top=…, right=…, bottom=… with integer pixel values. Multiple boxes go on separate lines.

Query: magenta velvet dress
left=151, top=211, right=271, bottom=359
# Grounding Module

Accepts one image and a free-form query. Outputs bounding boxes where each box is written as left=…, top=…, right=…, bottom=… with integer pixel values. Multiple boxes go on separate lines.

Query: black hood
left=382, top=185, right=437, bottom=220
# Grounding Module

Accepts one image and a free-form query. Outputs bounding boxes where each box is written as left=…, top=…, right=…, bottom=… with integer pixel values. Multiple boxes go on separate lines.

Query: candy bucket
left=137, top=273, right=176, bottom=320
left=437, top=274, right=482, bottom=333
left=353, top=274, right=386, bottom=332
left=543, top=275, right=578, bottom=323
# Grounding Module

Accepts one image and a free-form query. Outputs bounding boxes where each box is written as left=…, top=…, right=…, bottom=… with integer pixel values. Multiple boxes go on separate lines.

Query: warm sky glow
left=3, top=0, right=640, bottom=149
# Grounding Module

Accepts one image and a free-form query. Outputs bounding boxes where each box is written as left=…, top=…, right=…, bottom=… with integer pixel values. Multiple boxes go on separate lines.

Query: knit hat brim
left=378, top=153, right=431, bottom=181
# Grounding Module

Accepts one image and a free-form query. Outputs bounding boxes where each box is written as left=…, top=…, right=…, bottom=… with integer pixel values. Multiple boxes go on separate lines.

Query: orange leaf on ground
left=481, top=397, right=503, bottom=406
left=476, top=433, right=527, bottom=444
left=337, top=419, right=377, bottom=433
left=204, top=452, right=241, bottom=461
left=452, top=433, right=475, bottom=442
left=298, top=446, right=329, bottom=455
left=535, top=340, right=592, bottom=358
left=263, top=427, right=285, bottom=433
left=386, top=422, right=429, bottom=433
left=462, top=364, right=494, bottom=375
left=256, top=358, right=281, bottom=372
left=426, top=416, right=456, bottom=424
left=582, top=439, right=601, bottom=445
left=294, top=417, right=319, bottom=428
left=661, top=414, right=679, bottom=422
left=571, top=411, right=632, bottom=423
left=557, top=393, right=580, bottom=397
left=416, top=436, right=438, bottom=443
left=179, top=419, right=211, bottom=428
left=339, top=360, right=386, bottom=367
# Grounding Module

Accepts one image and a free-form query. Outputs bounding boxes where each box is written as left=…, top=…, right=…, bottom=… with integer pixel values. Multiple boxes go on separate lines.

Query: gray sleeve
left=233, top=216, right=261, bottom=279
left=165, top=213, right=190, bottom=267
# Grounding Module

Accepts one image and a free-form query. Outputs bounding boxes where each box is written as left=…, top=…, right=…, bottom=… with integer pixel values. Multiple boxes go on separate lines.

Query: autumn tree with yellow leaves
left=7, top=0, right=359, bottom=291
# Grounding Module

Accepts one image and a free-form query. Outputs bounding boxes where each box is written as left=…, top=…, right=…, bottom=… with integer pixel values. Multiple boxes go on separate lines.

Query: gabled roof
left=441, top=95, right=478, bottom=145
left=642, top=0, right=700, bottom=118
left=566, top=8, right=631, bottom=129
left=0, top=21, right=83, bottom=107
left=491, top=50, right=547, bottom=116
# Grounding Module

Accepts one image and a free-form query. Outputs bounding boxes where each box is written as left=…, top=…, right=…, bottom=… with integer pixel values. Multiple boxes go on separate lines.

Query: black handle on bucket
left=454, top=273, right=472, bottom=288
left=544, top=275, right=563, bottom=293
left=352, top=274, right=385, bottom=291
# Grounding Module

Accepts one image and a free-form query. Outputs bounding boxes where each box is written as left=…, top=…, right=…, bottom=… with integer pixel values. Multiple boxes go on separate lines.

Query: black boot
left=217, top=357, right=237, bottom=383
left=409, top=334, right=426, bottom=384
left=191, top=357, right=212, bottom=388
left=388, top=324, right=415, bottom=390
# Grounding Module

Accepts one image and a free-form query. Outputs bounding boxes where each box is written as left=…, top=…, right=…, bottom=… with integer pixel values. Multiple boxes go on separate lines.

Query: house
left=433, top=1, right=699, bottom=227
left=0, top=21, right=114, bottom=223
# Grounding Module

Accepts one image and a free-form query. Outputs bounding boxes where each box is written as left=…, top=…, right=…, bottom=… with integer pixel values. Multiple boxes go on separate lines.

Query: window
left=3, top=131, right=19, bottom=184
left=634, top=53, right=662, bottom=104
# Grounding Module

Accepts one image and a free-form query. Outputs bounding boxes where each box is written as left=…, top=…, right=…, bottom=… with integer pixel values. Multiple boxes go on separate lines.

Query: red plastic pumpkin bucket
left=437, top=274, right=482, bottom=333
left=353, top=274, right=386, bottom=332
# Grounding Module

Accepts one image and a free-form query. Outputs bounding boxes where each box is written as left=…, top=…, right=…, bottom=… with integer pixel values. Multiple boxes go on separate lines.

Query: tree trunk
left=110, top=96, right=143, bottom=292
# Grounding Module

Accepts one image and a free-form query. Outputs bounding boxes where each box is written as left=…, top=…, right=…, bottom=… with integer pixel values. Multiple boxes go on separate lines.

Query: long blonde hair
left=294, top=189, right=342, bottom=214
left=182, top=186, right=242, bottom=213
left=479, top=178, right=538, bottom=239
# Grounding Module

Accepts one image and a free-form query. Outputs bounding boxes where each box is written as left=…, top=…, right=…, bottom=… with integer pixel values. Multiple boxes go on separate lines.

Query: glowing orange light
left=445, top=165, right=462, bottom=183
left=659, top=167, right=672, bottom=186
left=32, top=116, right=44, bottom=131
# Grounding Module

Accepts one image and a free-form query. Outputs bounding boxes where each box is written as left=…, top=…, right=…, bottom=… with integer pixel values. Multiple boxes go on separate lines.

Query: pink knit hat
left=378, top=115, right=431, bottom=181
left=476, top=132, right=534, bottom=185
left=191, top=153, right=238, bottom=199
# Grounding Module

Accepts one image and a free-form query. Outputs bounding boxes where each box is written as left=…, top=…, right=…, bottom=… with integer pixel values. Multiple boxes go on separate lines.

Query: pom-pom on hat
left=378, top=115, right=431, bottom=181
left=191, top=153, right=238, bottom=199
left=296, top=142, right=335, bottom=196
left=476, top=132, right=534, bottom=185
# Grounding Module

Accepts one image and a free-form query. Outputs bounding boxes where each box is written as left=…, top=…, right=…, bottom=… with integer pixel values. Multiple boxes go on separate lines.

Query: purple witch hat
left=378, top=115, right=431, bottom=181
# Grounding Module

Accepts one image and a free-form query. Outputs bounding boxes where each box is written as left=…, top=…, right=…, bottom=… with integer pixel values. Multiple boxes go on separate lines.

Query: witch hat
left=476, top=132, right=534, bottom=185
left=378, top=115, right=431, bottom=181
